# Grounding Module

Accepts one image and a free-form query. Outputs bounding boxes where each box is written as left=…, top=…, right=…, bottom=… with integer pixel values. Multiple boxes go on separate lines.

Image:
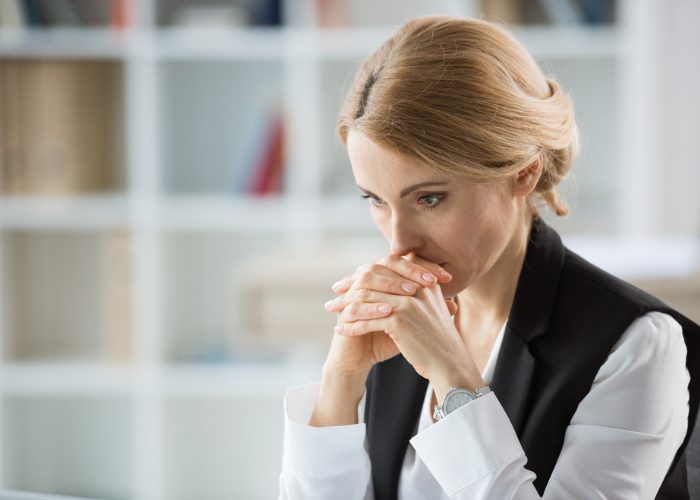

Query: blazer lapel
left=366, top=353, right=427, bottom=500
left=491, top=218, right=565, bottom=435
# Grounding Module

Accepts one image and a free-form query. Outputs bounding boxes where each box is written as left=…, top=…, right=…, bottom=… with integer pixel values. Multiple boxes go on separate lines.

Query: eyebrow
left=356, top=181, right=450, bottom=199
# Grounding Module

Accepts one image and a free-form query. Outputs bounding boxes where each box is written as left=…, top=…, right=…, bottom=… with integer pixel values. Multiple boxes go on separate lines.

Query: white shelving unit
left=1, top=1, right=697, bottom=499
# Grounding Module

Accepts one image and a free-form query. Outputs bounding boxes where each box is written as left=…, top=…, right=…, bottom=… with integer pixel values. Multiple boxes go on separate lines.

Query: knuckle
left=353, top=320, right=366, bottom=334
left=381, top=276, right=396, bottom=291
left=358, top=269, right=373, bottom=282
left=367, top=262, right=383, bottom=273
left=349, top=302, right=361, bottom=315
left=357, top=288, right=372, bottom=300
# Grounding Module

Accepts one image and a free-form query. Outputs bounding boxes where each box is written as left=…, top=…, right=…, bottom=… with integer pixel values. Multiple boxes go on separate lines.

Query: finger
left=334, top=316, right=391, bottom=337
left=338, top=301, right=393, bottom=323
left=325, top=288, right=402, bottom=313
left=351, top=263, right=421, bottom=296
left=331, top=275, right=353, bottom=294
left=445, top=298, right=458, bottom=316
left=402, top=252, right=453, bottom=283
left=379, top=254, right=449, bottom=288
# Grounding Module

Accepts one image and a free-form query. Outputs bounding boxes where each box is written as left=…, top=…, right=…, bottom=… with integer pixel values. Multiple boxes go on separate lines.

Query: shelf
left=161, top=358, right=324, bottom=398
left=0, top=28, right=134, bottom=59
left=319, top=195, right=376, bottom=231
left=0, top=361, right=135, bottom=396
left=0, top=24, right=623, bottom=61
left=154, top=26, right=287, bottom=60
left=159, top=195, right=290, bottom=231
left=0, top=194, right=130, bottom=229
left=560, top=234, right=700, bottom=280
left=512, top=25, right=622, bottom=59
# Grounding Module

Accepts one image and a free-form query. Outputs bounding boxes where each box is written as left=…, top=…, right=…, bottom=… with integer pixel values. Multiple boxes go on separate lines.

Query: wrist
left=310, top=368, right=368, bottom=427
left=430, top=367, right=486, bottom=406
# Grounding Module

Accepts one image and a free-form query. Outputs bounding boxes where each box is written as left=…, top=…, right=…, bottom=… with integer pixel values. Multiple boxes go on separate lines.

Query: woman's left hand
left=325, top=256, right=482, bottom=390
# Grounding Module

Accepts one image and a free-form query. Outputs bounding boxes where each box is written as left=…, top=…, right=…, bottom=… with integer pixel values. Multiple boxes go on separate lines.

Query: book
left=0, top=60, right=119, bottom=194
left=110, top=0, right=133, bottom=29
left=0, top=0, right=25, bottom=28
left=38, top=0, right=81, bottom=26
left=100, top=230, right=133, bottom=363
left=0, top=61, right=24, bottom=193
left=248, top=106, right=285, bottom=195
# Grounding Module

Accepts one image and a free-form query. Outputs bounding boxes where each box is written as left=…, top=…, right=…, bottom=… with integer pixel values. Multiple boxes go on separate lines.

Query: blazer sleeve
left=409, top=311, right=691, bottom=499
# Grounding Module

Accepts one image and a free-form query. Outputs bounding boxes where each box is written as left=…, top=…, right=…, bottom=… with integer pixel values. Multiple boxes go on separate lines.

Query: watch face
left=445, top=389, right=476, bottom=413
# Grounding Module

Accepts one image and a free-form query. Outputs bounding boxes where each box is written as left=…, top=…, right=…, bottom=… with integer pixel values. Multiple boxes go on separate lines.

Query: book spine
left=110, top=0, right=134, bottom=29
left=249, top=107, right=285, bottom=195
left=0, top=61, right=25, bottom=194
left=101, top=230, right=133, bottom=363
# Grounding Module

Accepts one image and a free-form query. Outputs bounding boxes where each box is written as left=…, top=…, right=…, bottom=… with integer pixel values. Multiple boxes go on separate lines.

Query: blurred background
left=0, top=0, right=698, bottom=499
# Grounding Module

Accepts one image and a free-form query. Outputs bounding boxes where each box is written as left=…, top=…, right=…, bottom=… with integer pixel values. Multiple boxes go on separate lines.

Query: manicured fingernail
left=334, top=325, right=344, bottom=334
left=332, top=281, right=342, bottom=291
left=401, top=282, right=417, bottom=293
left=324, top=300, right=334, bottom=309
left=423, top=273, right=437, bottom=283
left=439, top=269, right=451, bottom=278
left=378, top=304, right=391, bottom=313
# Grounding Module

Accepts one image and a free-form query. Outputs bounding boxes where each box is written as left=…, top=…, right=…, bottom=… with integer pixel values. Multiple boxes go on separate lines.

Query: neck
left=455, top=216, right=533, bottom=331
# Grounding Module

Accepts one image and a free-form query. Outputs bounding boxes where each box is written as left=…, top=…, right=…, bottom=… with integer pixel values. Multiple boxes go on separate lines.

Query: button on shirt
left=278, top=311, right=690, bottom=499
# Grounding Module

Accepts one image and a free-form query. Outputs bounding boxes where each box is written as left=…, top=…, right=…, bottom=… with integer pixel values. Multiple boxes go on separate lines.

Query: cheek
left=370, top=210, right=391, bottom=239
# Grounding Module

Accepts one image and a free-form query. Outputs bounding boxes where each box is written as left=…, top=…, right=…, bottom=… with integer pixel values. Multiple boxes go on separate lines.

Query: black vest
left=364, top=218, right=700, bottom=499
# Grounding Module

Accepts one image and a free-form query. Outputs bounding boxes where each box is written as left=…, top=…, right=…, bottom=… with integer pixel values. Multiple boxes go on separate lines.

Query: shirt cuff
left=283, top=380, right=370, bottom=479
left=409, top=391, right=526, bottom=496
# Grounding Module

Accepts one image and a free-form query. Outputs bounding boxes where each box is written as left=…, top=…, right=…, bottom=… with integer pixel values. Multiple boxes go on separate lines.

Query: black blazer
left=363, top=217, right=700, bottom=499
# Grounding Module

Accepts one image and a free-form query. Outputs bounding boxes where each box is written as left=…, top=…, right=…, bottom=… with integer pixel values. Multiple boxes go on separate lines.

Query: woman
left=278, top=15, right=699, bottom=499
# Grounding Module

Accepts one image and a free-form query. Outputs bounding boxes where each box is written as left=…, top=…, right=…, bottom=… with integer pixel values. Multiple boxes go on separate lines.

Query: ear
left=512, top=158, right=542, bottom=197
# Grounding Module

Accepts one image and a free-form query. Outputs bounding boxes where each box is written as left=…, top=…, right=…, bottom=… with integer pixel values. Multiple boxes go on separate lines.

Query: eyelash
left=360, top=193, right=446, bottom=210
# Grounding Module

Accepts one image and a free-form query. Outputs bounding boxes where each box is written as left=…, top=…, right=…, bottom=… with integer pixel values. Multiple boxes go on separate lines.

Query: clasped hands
left=323, top=253, right=478, bottom=391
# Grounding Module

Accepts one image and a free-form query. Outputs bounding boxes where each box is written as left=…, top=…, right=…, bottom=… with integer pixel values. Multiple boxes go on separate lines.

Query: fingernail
left=378, top=304, right=391, bottom=313
left=423, top=273, right=437, bottom=283
left=334, top=325, right=344, bottom=334
left=439, top=269, right=452, bottom=279
left=332, top=281, right=342, bottom=291
left=401, top=282, right=417, bottom=293
left=324, top=300, right=334, bottom=309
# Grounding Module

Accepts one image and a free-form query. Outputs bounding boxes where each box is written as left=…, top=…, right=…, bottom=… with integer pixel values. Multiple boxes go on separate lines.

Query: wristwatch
left=433, top=385, right=491, bottom=421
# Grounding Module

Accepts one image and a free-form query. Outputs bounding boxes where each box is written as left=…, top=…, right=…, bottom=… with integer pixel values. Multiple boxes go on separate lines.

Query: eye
left=360, top=193, right=384, bottom=208
left=419, top=193, right=445, bottom=209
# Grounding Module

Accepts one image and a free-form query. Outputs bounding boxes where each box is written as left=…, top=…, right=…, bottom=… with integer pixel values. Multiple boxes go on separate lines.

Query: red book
left=111, top=0, right=133, bottom=29
left=249, top=111, right=285, bottom=196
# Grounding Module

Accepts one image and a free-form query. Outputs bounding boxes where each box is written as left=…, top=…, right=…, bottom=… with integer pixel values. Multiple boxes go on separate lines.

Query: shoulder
left=560, top=246, right=669, bottom=313
left=602, top=311, right=688, bottom=388
left=612, top=311, right=686, bottom=359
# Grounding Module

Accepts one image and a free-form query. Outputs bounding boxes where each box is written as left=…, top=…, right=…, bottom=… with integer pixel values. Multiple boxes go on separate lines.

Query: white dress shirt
left=278, top=311, right=690, bottom=499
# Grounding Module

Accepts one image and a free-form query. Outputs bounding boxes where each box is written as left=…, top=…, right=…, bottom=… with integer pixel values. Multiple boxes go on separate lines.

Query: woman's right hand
left=321, top=254, right=456, bottom=380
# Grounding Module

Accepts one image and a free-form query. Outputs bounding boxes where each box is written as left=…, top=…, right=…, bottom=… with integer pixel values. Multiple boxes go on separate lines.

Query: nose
left=389, top=213, right=422, bottom=257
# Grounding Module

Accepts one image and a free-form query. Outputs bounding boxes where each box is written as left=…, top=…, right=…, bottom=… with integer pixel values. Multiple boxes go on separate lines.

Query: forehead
left=346, top=129, right=451, bottom=185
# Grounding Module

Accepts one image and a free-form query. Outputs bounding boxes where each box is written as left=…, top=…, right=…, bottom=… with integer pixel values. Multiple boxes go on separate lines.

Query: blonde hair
left=336, top=15, right=580, bottom=218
